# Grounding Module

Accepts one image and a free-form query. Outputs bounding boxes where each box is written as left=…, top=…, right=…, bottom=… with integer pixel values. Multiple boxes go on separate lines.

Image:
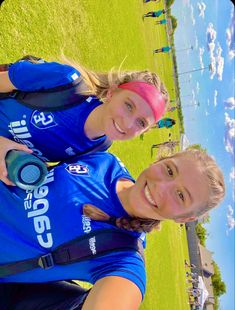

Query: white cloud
left=190, top=4, right=196, bottom=26
left=206, top=24, right=224, bottom=81
left=216, top=43, right=224, bottom=81
left=226, top=205, right=235, bottom=234
left=196, top=82, right=200, bottom=94
left=207, top=23, right=217, bottom=47
left=209, top=53, right=216, bottom=80
left=197, top=1, right=206, bottom=19
left=207, top=23, right=217, bottom=80
left=205, top=110, right=209, bottom=116
left=195, top=35, right=199, bottom=50
left=226, top=8, right=235, bottom=60
left=199, top=47, right=205, bottom=70
left=224, top=112, right=235, bottom=156
left=192, top=89, right=195, bottom=100
left=224, top=97, right=235, bottom=110
left=213, top=90, right=218, bottom=107
left=230, top=166, right=235, bottom=182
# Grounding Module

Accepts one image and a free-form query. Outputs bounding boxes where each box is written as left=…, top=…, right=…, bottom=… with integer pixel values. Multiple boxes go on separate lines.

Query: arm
left=0, top=136, right=32, bottom=185
left=0, top=71, right=16, bottom=92
left=82, top=276, right=142, bottom=310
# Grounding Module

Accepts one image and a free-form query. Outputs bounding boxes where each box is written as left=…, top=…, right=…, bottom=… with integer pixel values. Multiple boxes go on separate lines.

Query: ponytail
left=83, top=204, right=161, bottom=233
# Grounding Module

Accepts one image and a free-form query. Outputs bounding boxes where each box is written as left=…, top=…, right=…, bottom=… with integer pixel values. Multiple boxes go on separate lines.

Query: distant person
left=156, top=117, right=176, bottom=129
left=153, top=46, right=172, bottom=54
left=143, top=0, right=160, bottom=3
left=186, top=271, right=198, bottom=279
left=167, top=105, right=178, bottom=112
left=143, top=9, right=167, bottom=19
left=155, top=19, right=167, bottom=25
left=185, top=260, right=197, bottom=269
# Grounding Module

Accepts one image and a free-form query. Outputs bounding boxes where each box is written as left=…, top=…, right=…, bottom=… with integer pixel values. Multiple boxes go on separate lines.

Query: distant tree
left=211, top=261, right=227, bottom=309
left=195, top=223, right=207, bottom=246
left=188, top=143, right=207, bottom=153
left=169, top=15, right=177, bottom=31
left=166, top=0, right=175, bottom=7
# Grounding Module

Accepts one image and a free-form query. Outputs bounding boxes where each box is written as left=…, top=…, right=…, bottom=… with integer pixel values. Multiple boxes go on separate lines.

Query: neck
left=116, top=179, right=135, bottom=216
left=84, top=103, right=106, bottom=140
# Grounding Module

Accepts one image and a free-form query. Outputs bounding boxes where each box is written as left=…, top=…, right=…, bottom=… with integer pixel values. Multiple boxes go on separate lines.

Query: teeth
left=144, top=185, right=157, bottom=207
left=114, top=121, right=125, bottom=134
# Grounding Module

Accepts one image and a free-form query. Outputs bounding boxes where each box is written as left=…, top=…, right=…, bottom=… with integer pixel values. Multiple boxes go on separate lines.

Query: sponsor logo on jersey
left=82, top=215, right=92, bottom=234
left=8, top=119, right=48, bottom=161
left=81, top=215, right=96, bottom=254
left=31, top=111, right=57, bottom=129
left=89, top=237, right=97, bottom=255
left=66, top=164, right=89, bottom=176
left=23, top=170, right=55, bottom=249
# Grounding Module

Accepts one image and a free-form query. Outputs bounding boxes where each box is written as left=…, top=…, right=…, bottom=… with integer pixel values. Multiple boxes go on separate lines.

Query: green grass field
left=1, top=1, right=190, bottom=309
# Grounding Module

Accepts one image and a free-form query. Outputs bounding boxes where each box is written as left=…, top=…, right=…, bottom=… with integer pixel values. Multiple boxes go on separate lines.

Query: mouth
left=144, top=184, right=158, bottom=208
left=113, top=120, right=125, bottom=135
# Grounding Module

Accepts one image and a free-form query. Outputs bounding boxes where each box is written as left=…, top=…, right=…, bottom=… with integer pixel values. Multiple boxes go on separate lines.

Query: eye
left=137, top=118, right=146, bottom=129
left=177, top=190, right=185, bottom=202
left=166, top=165, right=174, bottom=177
left=125, top=102, right=133, bottom=112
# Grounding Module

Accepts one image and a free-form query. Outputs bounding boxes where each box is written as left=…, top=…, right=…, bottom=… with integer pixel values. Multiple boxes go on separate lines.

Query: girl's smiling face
left=126, top=155, right=209, bottom=223
left=102, top=88, right=156, bottom=141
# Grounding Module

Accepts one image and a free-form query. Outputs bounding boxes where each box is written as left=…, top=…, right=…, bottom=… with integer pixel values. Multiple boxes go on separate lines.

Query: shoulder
left=8, top=60, right=81, bottom=91
left=83, top=276, right=142, bottom=309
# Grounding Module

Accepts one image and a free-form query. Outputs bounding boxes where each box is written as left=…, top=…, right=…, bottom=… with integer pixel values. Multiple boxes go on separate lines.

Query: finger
left=1, top=176, right=15, bottom=186
left=0, top=162, right=15, bottom=186
left=12, top=143, right=33, bottom=153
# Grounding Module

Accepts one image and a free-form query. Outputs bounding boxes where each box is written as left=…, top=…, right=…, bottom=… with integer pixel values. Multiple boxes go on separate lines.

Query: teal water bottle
left=5, top=150, right=48, bottom=190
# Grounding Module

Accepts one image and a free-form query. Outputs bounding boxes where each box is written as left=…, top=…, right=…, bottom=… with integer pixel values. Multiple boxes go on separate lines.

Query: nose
left=123, top=116, right=135, bottom=130
left=156, top=179, right=173, bottom=201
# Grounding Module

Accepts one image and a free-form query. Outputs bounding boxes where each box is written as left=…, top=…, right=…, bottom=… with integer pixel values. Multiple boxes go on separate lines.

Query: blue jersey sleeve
left=8, top=61, right=81, bottom=91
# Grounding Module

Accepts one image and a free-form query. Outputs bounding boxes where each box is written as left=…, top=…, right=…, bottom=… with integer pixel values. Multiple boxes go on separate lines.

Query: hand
left=0, top=136, right=33, bottom=185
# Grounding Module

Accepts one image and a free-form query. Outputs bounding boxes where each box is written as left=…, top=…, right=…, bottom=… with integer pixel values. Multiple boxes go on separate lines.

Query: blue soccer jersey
left=0, top=61, right=107, bottom=161
left=0, top=152, right=146, bottom=299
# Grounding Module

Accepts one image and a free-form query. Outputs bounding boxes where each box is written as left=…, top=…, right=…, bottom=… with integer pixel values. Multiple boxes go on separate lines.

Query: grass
left=1, top=1, right=190, bottom=309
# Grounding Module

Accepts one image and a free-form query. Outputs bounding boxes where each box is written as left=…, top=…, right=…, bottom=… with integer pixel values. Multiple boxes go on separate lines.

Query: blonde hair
left=61, top=56, right=169, bottom=110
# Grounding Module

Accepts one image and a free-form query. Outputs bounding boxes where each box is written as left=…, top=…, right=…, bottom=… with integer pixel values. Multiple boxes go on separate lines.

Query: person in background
left=143, top=9, right=167, bottom=19
left=143, top=0, right=161, bottom=3
left=153, top=46, right=172, bottom=54
left=156, top=117, right=176, bottom=129
left=155, top=19, right=167, bottom=25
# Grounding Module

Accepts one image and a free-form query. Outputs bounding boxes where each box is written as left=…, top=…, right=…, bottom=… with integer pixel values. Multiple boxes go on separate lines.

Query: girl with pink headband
left=0, top=56, right=169, bottom=185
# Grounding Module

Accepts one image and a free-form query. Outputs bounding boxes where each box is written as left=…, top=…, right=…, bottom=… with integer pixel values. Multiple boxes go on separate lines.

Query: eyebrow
left=171, top=160, right=193, bottom=205
left=127, top=97, right=136, bottom=108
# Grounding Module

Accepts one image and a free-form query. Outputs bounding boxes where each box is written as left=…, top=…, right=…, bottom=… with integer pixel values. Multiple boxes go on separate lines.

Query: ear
left=106, top=84, right=118, bottom=101
left=174, top=216, right=197, bottom=224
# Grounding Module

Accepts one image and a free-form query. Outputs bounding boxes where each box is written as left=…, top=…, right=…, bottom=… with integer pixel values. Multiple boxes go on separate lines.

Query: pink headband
left=118, top=81, right=166, bottom=121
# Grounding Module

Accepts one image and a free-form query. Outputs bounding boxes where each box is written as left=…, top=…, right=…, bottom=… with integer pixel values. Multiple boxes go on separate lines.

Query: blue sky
left=171, top=1, right=234, bottom=309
